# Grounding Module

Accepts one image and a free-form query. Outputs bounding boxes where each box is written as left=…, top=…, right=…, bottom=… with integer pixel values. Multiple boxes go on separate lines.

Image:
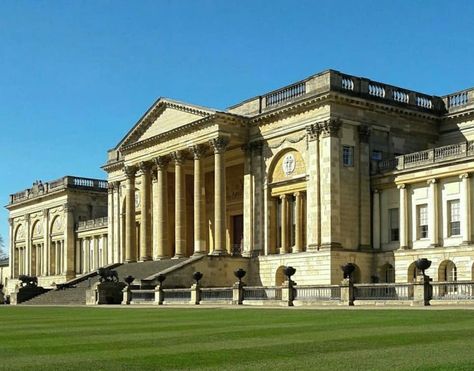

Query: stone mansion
left=5, top=69, right=474, bottom=292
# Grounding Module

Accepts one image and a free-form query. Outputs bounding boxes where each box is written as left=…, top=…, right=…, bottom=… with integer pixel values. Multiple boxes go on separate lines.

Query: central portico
left=103, top=99, right=248, bottom=263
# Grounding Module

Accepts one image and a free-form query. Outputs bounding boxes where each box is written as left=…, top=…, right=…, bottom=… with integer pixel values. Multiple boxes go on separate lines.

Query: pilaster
left=305, top=124, right=321, bottom=251
left=318, top=119, right=342, bottom=249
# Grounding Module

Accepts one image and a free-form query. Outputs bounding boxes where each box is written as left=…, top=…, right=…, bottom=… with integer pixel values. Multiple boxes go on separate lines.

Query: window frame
left=342, top=145, right=354, bottom=167
left=417, top=204, right=429, bottom=240
left=448, top=199, right=461, bottom=237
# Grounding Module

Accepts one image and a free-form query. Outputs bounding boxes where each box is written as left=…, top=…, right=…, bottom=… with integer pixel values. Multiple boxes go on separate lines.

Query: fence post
left=154, top=283, right=164, bottom=305
left=340, top=278, right=354, bottom=306
left=190, top=283, right=201, bottom=305
left=412, top=275, right=432, bottom=306
left=232, top=281, right=244, bottom=305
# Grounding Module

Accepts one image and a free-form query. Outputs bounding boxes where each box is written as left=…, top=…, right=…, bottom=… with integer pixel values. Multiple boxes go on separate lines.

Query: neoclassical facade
left=6, top=69, right=474, bottom=290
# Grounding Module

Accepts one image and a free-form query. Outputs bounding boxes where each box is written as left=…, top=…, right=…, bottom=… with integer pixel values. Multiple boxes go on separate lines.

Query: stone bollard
left=281, top=280, right=296, bottom=307
left=232, top=281, right=244, bottom=305
left=121, top=286, right=131, bottom=305
left=86, top=282, right=99, bottom=305
left=190, top=283, right=201, bottom=305
left=154, top=283, right=164, bottom=305
left=412, top=275, right=432, bottom=306
left=340, top=278, right=354, bottom=306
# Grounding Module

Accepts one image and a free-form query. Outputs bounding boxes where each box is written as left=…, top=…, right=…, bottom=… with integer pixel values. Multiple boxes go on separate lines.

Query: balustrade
left=448, top=91, right=469, bottom=108
left=264, top=82, right=306, bottom=107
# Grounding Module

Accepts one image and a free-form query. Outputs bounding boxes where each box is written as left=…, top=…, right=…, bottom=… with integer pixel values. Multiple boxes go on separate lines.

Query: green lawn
left=1, top=307, right=474, bottom=370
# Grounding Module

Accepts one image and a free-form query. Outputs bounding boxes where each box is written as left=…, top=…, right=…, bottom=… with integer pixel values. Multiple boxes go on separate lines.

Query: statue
left=97, top=268, right=119, bottom=283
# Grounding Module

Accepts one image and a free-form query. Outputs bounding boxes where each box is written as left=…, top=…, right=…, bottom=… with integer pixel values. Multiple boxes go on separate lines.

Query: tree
left=0, top=234, right=7, bottom=260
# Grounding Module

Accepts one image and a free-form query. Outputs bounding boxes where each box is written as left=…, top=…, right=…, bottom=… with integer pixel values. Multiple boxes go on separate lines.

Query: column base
left=461, top=241, right=472, bottom=246
left=209, top=250, right=228, bottom=256
left=319, top=242, right=342, bottom=250
left=172, top=254, right=184, bottom=259
left=153, top=256, right=171, bottom=261
left=125, top=259, right=137, bottom=264
left=306, top=244, right=320, bottom=252
left=139, top=256, right=152, bottom=262
left=398, top=245, right=410, bottom=250
left=192, top=251, right=206, bottom=257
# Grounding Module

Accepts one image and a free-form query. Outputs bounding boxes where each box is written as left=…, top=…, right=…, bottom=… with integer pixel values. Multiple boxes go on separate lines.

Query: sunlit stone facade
left=6, top=69, right=474, bottom=291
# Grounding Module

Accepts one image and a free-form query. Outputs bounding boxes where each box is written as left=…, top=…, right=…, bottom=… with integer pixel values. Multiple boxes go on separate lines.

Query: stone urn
left=341, top=263, right=356, bottom=280
left=193, top=271, right=203, bottom=284
left=415, top=258, right=432, bottom=277
left=234, top=268, right=246, bottom=284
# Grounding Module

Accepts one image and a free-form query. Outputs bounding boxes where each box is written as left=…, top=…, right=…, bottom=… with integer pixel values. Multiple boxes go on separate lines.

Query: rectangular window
left=449, top=200, right=461, bottom=236
left=342, top=146, right=354, bottom=167
left=417, top=204, right=428, bottom=239
left=372, top=150, right=383, bottom=161
left=389, top=208, right=399, bottom=242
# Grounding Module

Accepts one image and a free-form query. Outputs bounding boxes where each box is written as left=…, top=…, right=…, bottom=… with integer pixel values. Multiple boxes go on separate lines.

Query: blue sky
left=1, top=0, right=473, bottom=250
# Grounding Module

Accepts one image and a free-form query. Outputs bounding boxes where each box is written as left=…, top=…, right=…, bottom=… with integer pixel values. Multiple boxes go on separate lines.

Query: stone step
left=20, top=259, right=188, bottom=306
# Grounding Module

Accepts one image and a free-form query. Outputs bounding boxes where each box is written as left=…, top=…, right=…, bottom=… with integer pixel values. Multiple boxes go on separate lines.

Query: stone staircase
left=21, top=259, right=187, bottom=306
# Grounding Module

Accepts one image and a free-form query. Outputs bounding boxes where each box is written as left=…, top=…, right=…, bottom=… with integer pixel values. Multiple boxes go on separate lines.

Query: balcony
left=377, top=141, right=474, bottom=173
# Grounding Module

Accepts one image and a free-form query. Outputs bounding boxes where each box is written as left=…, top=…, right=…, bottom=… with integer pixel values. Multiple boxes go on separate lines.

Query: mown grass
left=1, top=307, right=474, bottom=370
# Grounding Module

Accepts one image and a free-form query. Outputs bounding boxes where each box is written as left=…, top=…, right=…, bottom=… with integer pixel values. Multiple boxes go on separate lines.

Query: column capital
left=124, top=165, right=137, bottom=179
left=373, top=189, right=379, bottom=194
left=397, top=183, right=406, bottom=190
left=113, top=181, right=120, bottom=189
left=171, top=151, right=187, bottom=165
left=190, top=144, right=207, bottom=159
left=210, top=136, right=230, bottom=154
left=63, top=203, right=75, bottom=213
left=306, top=123, right=320, bottom=141
left=107, top=182, right=114, bottom=192
left=280, top=194, right=287, bottom=200
left=427, top=178, right=438, bottom=185
left=154, top=155, right=170, bottom=170
left=8, top=217, right=13, bottom=226
left=358, top=125, right=370, bottom=143
left=318, top=119, right=341, bottom=138
left=138, top=161, right=153, bottom=173
left=460, top=173, right=470, bottom=180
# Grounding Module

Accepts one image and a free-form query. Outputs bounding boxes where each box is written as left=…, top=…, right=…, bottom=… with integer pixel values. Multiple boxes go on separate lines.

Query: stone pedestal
left=154, top=283, right=164, bottom=305
left=190, top=283, right=201, bottom=305
left=412, top=275, right=432, bottom=306
left=121, top=286, right=132, bottom=305
left=87, top=281, right=126, bottom=305
left=232, top=281, right=244, bottom=305
left=340, top=278, right=354, bottom=306
left=281, top=280, right=296, bottom=306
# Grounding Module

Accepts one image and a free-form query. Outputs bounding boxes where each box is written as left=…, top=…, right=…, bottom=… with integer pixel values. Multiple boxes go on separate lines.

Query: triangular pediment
left=117, top=98, right=216, bottom=149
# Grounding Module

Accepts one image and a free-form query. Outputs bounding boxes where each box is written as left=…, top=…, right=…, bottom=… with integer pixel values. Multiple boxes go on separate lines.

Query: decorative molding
left=459, top=173, right=470, bottom=179
left=267, top=134, right=306, bottom=149
left=397, top=183, right=406, bottom=190
left=427, top=178, right=437, bottom=185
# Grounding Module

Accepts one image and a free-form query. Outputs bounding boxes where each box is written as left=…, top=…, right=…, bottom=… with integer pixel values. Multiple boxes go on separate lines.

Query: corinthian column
left=154, top=156, right=170, bottom=259
left=124, top=165, right=137, bottom=262
left=191, top=144, right=207, bottom=255
left=210, top=136, right=229, bottom=255
left=139, top=161, right=152, bottom=261
left=173, top=151, right=186, bottom=258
